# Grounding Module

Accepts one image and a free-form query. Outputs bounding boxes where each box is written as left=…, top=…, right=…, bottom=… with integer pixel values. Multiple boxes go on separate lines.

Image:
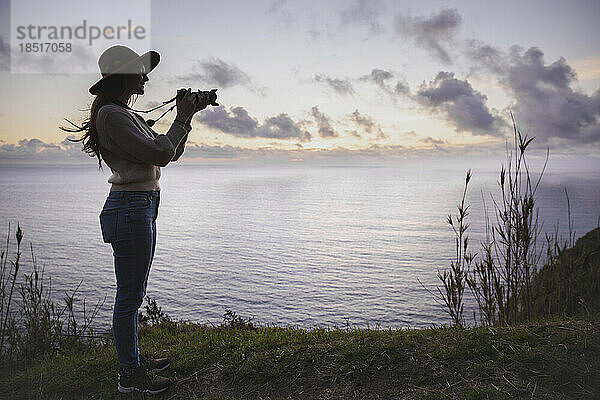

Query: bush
left=0, top=223, right=105, bottom=365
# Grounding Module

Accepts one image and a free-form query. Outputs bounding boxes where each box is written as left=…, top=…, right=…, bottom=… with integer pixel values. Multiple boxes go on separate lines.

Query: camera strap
left=113, top=97, right=177, bottom=127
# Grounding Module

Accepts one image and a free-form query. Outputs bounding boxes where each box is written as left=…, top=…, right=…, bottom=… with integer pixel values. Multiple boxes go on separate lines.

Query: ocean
left=1, top=161, right=598, bottom=330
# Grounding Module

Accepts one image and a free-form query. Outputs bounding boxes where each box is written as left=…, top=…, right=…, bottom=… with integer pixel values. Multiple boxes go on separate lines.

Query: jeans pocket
left=127, top=194, right=151, bottom=210
left=99, top=210, right=118, bottom=243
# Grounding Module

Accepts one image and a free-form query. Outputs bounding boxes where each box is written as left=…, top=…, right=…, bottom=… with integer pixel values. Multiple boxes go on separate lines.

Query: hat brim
left=89, top=50, right=160, bottom=95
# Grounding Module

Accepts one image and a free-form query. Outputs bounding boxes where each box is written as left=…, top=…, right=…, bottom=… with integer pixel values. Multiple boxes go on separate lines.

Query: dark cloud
left=313, top=73, right=355, bottom=96
left=394, top=80, right=410, bottom=96
left=339, top=0, right=386, bottom=35
left=349, top=109, right=376, bottom=133
left=464, top=40, right=506, bottom=75
left=257, top=114, right=311, bottom=141
left=348, top=109, right=389, bottom=140
left=420, top=136, right=447, bottom=146
left=311, top=106, right=338, bottom=138
left=196, top=106, right=258, bottom=135
left=415, top=71, right=505, bottom=135
left=177, top=58, right=251, bottom=89
left=466, top=44, right=600, bottom=144
left=504, top=47, right=600, bottom=144
left=359, top=68, right=409, bottom=96
left=393, top=8, right=462, bottom=64
left=360, top=68, right=393, bottom=89
left=195, top=106, right=311, bottom=142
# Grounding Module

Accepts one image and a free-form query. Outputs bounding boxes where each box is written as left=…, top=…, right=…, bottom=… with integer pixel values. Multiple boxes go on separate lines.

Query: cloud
left=346, top=130, right=362, bottom=139
left=177, top=58, right=251, bottom=89
left=182, top=144, right=242, bottom=159
left=504, top=47, right=600, bottom=144
left=359, top=68, right=409, bottom=95
left=349, top=109, right=376, bottom=133
left=257, top=114, right=312, bottom=141
left=268, top=0, right=296, bottom=28
left=414, top=71, right=505, bottom=135
left=180, top=143, right=416, bottom=163
left=339, top=0, right=386, bottom=35
left=195, top=106, right=311, bottom=142
left=4, top=136, right=587, bottom=165
left=466, top=44, right=600, bottom=144
left=393, top=8, right=462, bottom=64
left=394, top=80, right=410, bottom=96
left=420, top=136, right=448, bottom=146
left=0, top=35, right=8, bottom=71
left=313, top=73, right=355, bottom=96
left=360, top=68, right=393, bottom=89
left=0, top=137, right=92, bottom=163
left=464, top=40, right=506, bottom=75
left=348, top=109, right=389, bottom=140
left=196, top=106, right=258, bottom=135
left=311, top=106, right=338, bottom=138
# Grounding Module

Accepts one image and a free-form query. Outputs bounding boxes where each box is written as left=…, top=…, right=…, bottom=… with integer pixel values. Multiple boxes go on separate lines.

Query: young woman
left=63, top=45, right=208, bottom=394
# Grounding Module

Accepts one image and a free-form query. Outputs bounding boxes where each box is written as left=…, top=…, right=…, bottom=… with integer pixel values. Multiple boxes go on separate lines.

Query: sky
left=0, top=0, right=599, bottom=165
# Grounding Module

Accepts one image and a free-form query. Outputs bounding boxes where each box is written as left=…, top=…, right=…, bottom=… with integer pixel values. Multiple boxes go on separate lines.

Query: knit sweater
left=96, top=103, right=191, bottom=191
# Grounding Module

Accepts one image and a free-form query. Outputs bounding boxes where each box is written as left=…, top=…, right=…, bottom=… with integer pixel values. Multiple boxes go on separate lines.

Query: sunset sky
left=0, top=0, right=599, bottom=164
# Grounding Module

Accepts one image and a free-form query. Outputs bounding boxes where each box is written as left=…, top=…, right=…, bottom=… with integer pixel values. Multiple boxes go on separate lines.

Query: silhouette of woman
left=62, top=45, right=208, bottom=394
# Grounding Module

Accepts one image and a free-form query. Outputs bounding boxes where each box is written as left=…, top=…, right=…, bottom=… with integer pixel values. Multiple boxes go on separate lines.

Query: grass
left=2, top=315, right=599, bottom=399
left=528, top=227, right=600, bottom=319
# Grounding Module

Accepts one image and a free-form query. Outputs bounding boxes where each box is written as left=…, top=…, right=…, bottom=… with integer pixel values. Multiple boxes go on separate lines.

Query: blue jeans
left=99, top=190, right=160, bottom=371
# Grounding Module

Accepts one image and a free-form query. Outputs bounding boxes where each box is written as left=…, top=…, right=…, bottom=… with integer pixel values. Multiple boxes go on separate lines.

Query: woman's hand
left=176, top=88, right=211, bottom=123
left=175, top=88, right=197, bottom=121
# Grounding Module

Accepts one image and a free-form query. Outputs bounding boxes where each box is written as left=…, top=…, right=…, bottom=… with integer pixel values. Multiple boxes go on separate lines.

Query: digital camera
left=177, top=88, right=219, bottom=107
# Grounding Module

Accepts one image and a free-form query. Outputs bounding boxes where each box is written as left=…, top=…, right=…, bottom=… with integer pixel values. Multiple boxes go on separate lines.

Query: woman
left=63, top=45, right=208, bottom=394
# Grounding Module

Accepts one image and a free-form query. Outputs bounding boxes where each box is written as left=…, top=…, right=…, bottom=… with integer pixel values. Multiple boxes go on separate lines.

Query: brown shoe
left=118, top=364, right=170, bottom=394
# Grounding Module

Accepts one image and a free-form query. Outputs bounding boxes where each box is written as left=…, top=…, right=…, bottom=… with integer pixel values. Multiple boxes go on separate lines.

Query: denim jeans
left=99, top=190, right=160, bottom=371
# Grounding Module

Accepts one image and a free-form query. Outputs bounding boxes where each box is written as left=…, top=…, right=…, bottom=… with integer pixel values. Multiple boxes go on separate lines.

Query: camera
left=177, top=88, right=219, bottom=107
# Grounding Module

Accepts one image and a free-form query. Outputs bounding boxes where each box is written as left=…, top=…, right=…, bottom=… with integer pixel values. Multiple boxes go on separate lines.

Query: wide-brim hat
left=89, top=45, right=160, bottom=95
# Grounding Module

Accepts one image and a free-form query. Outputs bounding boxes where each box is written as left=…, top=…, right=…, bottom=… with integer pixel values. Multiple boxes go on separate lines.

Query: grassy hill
left=527, top=227, right=600, bottom=319
left=2, top=317, right=599, bottom=399
left=2, top=226, right=599, bottom=399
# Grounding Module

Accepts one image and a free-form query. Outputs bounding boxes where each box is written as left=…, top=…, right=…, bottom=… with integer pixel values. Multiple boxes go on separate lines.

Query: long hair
left=61, top=74, right=138, bottom=170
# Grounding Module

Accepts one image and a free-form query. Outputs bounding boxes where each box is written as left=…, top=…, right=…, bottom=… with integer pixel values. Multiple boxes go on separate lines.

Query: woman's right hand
left=176, top=88, right=196, bottom=121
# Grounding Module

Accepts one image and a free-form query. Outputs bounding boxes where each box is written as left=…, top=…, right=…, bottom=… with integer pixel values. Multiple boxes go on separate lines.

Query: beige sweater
left=96, top=103, right=191, bottom=191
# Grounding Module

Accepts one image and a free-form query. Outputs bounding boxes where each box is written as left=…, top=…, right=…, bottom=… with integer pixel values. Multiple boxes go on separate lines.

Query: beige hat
left=89, top=45, right=160, bottom=95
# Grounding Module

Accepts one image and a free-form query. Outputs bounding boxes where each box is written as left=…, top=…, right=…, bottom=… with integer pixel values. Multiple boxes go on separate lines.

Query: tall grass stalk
left=489, top=114, right=547, bottom=325
left=431, top=169, right=475, bottom=327
left=467, top=195, right=496, bottom=326
left=464, top=114, right=550, bottom=326
left=0, top=222, right=22, bottom=359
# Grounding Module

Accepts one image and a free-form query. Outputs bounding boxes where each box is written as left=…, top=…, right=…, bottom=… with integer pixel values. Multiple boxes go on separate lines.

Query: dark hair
left=61, top=74, right=138, bottom=170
